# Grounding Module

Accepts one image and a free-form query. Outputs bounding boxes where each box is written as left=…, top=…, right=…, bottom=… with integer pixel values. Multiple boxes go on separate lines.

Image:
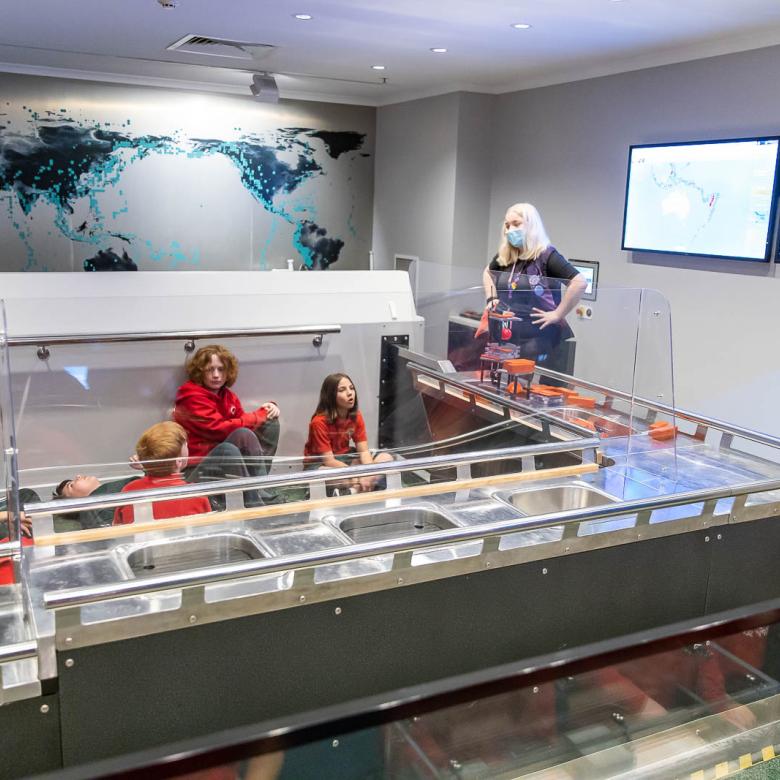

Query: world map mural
left=0, top=76, right=374, bottom=271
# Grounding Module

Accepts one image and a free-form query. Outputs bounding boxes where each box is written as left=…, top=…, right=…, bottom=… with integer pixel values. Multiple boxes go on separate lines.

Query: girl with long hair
left=304, top=373, right=391, bottom=492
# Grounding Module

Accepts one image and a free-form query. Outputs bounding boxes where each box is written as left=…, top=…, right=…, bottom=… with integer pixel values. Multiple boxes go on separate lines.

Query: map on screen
left=622, top=138, right=780, bottom=261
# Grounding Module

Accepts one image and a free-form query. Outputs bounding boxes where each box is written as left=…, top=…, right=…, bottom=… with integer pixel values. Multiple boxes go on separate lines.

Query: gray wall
left=489, top=44, right=780, bottom=434
left=373, top=91, right=495, bottom=297
left=372, top=92, right=460, bottom=274
left=374, top=45, right=780, bottom=436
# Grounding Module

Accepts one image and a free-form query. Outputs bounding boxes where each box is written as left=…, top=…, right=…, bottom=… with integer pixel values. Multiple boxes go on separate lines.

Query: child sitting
left=113, top=422, right=211, bottom=525
left=304, top=373, right=392, bottom=493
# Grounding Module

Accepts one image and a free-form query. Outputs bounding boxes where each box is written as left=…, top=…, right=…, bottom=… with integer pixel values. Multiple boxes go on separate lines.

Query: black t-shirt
left=488, top=247, right=578, bottom=281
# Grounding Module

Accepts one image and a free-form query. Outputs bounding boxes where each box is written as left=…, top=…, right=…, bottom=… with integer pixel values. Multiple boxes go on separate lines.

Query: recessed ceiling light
left=293, top=13, right=312, bottom=20
left=511, top=22, right=532, bottom=30
left=430, top=47, right=448, bottom=53
left=371, top=65, right=386, bottom=70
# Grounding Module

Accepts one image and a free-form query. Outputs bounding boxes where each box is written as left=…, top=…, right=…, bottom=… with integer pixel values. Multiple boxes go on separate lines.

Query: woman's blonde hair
left=495, top=203, right=551, bottom=268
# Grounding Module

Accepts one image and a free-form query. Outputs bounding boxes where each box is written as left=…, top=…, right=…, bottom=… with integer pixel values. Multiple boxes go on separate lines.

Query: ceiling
left=2, top=0, right=780, bottom=105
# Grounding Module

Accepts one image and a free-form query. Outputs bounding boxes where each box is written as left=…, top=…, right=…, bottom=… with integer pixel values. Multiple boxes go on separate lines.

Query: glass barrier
left=2, top=278, right=779, bottom=571
left=416, top=277, right=678, bottom=478
left=65, top=607, right=780, bottom=779
left=0, top=299, right=21, bottom=550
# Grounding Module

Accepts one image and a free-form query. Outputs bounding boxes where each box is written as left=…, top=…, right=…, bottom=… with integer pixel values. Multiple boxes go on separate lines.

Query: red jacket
left=173, top=381, right=268, bottom=461
left=113, top=474, right=211, bottom=525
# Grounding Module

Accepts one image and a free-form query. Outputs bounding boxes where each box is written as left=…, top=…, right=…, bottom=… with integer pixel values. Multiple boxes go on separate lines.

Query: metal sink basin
left=335, top=507, right=458, bottom=544
left=125, top=533, right=267, bottom=578
left=496, top=482, right=619, bottom=516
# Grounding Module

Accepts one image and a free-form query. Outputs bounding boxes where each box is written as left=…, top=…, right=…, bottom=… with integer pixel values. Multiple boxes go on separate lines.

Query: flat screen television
left=621, top=136, right=780, bottom=262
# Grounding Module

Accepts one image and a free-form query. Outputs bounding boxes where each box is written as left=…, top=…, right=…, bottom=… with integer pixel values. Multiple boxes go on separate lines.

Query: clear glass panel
left=0, top=299, right=20, bottom=545
left=124, top=618, right=780, bottom=779
left=5, top=277, right=780, bottom=602
left=383, top=623, right=780, bottom=779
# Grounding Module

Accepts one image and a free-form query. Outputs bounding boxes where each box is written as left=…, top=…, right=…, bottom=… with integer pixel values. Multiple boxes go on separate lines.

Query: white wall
left=488, top=44, right=780, bottom=434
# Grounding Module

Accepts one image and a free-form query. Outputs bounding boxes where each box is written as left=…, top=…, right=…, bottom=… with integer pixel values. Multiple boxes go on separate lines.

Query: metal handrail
left=6, top=324, right=341, bottom=348
left=0, top=640, right=38, bottom=664
left=538, top=367, right=780, bottom=450
left=43, top=475, right=780, bottom=610
left=23, top=439, right=601, bottom=517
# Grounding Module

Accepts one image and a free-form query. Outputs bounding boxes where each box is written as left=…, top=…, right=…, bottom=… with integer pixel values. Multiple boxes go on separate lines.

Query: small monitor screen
left=570, top=260, right=599, bottom=301
left=622, top=137, right=780, bottom=261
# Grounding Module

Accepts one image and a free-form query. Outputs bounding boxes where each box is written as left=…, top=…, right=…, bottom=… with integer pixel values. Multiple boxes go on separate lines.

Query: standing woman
left=482, top=203, right=586, bottom=363
left=174, top=344, right=280, bottom=479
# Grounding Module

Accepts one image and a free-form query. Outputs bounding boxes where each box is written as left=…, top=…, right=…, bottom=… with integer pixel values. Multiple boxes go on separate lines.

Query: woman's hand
left=530, top=307, right=562, bottom=330
left=261, top=402, right=280, bottom=420
left=129, top=454, right=144, bottom=471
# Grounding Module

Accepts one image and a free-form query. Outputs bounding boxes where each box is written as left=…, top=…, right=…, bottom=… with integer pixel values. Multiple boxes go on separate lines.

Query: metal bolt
left=40, top=704, right=49, bottom=714
left=332, top=739, right=339, bottom=748
left=653, top=311, right=661, bottom=317
left=334, top=607, right=342, bottom=615
left=485, top=561, right=492, bottom=568
left=542, top=567, right=548, bottom=575
left=565, top=546, right=570, bottom=552
left=533, top=686, right=539, bottom=694
left=299, top=595, right=306, bottom=602
left=64, top=637, right=72, bottom=645
left=397, top=577, right=404, bottom=584
left=65, top=658, right=74, bottom=668
left=704, top=536, right=710, bottom=542
left=189, top=615, right=197, bottom=624
left=717, top=533, right=722, bottom=540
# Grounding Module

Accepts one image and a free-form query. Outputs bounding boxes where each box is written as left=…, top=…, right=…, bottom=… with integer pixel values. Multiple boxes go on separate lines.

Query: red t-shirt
left=113, top=474, right=211, bottom=525
left=304, top=411, right=367, bottom=457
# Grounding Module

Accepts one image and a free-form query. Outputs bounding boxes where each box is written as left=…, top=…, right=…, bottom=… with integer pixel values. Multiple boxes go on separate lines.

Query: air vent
left=167, top=35, right=275, bottom=61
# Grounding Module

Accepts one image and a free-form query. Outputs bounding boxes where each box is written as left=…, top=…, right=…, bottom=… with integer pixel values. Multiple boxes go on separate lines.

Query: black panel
left=705, top=516, right=780, bottom=613
left=58, top=531, right=711, bottom=765
left=377, top=335, right=432, bottom=450
left=0, top=693, right=62, bottom=776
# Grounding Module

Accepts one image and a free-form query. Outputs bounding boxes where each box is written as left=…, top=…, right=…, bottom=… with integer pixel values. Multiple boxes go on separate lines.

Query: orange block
left=649, top=421, right=678, bottom=440
left=529, top=384, right=565, bottom=396
left=557, top=387, right=580, bottom=399
left=570, top=395, right=596, bottom=409
left=504, top=359, right=535, bottom=374
left=571, top=417, right=596, bottom=431
left=506, top=381, right=529, bottom=394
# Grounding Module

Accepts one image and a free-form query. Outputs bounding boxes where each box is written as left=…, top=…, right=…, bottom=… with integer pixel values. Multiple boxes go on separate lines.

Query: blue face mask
left=506, top=227, right=525, bottom=249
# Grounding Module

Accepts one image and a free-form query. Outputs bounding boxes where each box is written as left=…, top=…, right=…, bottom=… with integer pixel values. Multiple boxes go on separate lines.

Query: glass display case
left=0, top=271, right=779, bottom=775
